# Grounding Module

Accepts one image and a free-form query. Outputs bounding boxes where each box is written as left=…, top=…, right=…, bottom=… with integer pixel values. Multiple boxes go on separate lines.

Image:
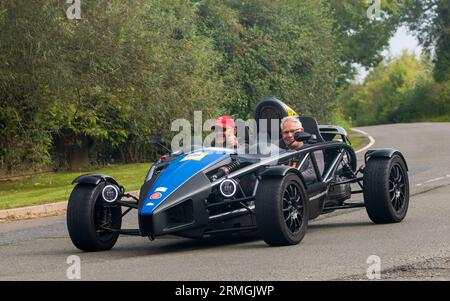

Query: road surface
left=1, top=123, right=449, bottom=280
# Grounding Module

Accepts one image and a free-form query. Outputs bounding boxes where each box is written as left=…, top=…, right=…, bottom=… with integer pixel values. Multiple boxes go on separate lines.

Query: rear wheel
left=67, top=183, right=122, bottom=251
left=256, top=173, right=308, bottom=246
left=363, top=155, right=409, bottom=224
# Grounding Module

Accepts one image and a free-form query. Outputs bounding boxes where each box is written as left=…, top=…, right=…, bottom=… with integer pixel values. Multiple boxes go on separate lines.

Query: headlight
left=145, top=166, right=156, bottom=182
left=220, top=179, right=237, bottom=198
left=102, top=185, right=120, bottom=203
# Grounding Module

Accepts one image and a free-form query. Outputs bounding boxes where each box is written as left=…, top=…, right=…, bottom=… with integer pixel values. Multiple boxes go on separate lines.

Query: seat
left=254, top=98, right=291, bottom=143
left=299, top=116, right=325, bottom=143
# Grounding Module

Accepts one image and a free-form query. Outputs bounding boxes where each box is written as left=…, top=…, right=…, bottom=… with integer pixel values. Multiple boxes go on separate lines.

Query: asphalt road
left=1, top=123, right=449, bottom=280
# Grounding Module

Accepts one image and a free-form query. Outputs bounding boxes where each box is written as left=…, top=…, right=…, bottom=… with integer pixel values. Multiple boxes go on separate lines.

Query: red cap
left=214, top=115, right=236, bottom=129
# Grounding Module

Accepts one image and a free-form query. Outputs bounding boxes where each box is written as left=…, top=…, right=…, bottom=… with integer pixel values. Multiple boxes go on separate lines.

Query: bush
left=339, top=52, right=449, bottom=125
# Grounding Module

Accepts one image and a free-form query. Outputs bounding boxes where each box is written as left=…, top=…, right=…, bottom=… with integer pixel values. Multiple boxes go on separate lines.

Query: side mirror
left=151, top=137, right=171, bottom=153
left=294, top=132, right=313, bottom=142
left=151, top=137, right=165, bottom=144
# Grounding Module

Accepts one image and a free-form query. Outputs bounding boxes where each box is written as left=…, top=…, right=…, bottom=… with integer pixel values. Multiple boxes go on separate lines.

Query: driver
left=280, top=116, right=324, bottom=182
left=280, top=116, right=305, bottom=149
left=212, top=115, right=239, bottom=149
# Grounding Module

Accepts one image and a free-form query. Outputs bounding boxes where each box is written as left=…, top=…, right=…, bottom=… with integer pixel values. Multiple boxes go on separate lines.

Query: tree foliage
left=329, top=0, right=406, bottom=83
left=339, top=52, right=450, bottom=125
left=402, top=0, right=450, bottom=82
left=0, top=0, right=223, bottom=171
left=195, top=0, right=339, bottom=120
left=0, top=0, right=445, bottom=172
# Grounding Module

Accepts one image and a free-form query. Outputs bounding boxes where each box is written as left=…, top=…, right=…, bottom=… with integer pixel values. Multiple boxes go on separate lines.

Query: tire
left=256, top=173, right=309, bottom=246
left=363, top=155, right=409, bottom=224
left=67, top=183, right=122, bottom=252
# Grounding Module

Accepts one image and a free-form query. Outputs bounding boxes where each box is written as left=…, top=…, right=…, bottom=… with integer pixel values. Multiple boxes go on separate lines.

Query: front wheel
left=256, top=173, right=309, bottom=246
left=363, top=155, right=409, bottom=224
left=67, top=183, right=122, bottom=251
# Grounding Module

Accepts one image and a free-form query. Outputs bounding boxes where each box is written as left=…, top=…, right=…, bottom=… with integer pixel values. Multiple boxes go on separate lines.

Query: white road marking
left=345, top=128, right=450, bottom=191
left=351, top=128, right=376, bottom=154
left=415, top=175, right=450, bottom=187
left=424, top=177, right=446, bottom=184
left=351, top=129, right=450, bottom=189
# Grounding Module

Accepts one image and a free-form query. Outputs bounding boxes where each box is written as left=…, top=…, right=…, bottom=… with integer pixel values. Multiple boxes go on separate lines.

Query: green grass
left=0, top=163, right=153, bottom=210
left=326, top=115, right=369, bottom=150
left=0, top=129, right=372, bottom=211
left=349, top=135, right=368, bottom=150
left=330, top=115, right=369, bottom=150
left=329, top=115, right=368, bottom=149
left=421, top=115, right=450, bottom=122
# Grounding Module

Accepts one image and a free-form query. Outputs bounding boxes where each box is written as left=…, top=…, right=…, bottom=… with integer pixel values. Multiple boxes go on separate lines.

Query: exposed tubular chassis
left=67, top=98, right=409, bottom=251
left=103, top=141, right=367, bottom=237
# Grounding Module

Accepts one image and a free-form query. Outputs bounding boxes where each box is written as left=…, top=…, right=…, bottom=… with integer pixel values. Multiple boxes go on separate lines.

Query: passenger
left=212, top=115, right=239, bottom=149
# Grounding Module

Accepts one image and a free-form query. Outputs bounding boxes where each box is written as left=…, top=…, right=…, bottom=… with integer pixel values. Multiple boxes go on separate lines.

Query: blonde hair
left=280, top=116, right=302, bottom=130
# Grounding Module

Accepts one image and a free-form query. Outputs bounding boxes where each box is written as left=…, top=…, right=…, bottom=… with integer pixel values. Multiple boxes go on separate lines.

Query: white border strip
left=416, top=175, right=450, bottom=186
left=351, top=128, right=376, bottom=154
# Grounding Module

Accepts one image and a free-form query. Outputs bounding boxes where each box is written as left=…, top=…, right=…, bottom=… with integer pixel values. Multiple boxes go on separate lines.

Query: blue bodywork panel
left=140, top=149, right=233, bottom=215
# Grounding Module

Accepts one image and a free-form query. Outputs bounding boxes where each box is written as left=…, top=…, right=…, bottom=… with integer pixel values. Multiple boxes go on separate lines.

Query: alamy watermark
left=367, top=0, right=385, bottom=21
left=169, top=112, right=284, bottom=157
left=366, top=255, right=381, bottom=279
left=66, top=255, right=81, bottom=280
left=66, top=0, right=81, bottom=20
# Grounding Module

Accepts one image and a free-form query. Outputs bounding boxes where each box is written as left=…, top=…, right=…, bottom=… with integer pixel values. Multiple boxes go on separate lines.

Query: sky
left=355, top=26, right=423, bottom=83
left=383, top=25, right=422, bottom=58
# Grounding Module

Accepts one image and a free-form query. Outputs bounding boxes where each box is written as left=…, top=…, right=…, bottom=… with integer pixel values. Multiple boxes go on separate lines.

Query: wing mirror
left=151, top=137, right=172, bottom=153
left=294, top=132, right=313, bottom=142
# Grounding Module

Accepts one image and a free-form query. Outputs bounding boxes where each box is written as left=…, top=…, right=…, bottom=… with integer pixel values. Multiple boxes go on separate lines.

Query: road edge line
left=0, top=201, right=68, bottom=222
left=0, top=191, right=139, bottom=223
left=351, top=128, right=375, bottom=154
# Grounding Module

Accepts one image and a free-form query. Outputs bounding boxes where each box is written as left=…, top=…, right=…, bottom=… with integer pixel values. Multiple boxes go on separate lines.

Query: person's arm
left=300, top=157, right=316, bottom=183
left=315, top=151, right=325, bottom=176
left=226, top=134, right=239, bottom=149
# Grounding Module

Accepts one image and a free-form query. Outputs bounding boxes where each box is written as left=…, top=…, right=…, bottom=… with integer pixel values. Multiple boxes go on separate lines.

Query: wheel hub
left=389, top=164, right=407, bottom=212
left=290, top=210, right=298, bottom=219
left=283, top=183, right=304, bottom=234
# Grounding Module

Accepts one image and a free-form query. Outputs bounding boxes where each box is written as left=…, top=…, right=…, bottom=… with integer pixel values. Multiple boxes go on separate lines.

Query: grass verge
left=349, top=135, right=369, bottom=151
left=0, top=163, right=153, bottom=210
left=421, top=115, right=450, bottom=122
left=0, top=129, right=372, bottom=211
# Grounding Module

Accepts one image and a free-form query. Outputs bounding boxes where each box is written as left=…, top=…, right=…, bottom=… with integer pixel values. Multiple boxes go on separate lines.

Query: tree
left=338, top=52, right=441, bottom=125
left=0, top=0, right=67, bottom=171
left=0, top=0, right=224, bottom=171
left=402, top=0, right=450, bottom=82
left=195, top=0, right=339, bottom=121
left=328, top=0, right=406, bottom=84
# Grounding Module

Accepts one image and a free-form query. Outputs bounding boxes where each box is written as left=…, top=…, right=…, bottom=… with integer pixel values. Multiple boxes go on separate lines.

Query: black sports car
left=67, top=98, right=409, bottom=251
